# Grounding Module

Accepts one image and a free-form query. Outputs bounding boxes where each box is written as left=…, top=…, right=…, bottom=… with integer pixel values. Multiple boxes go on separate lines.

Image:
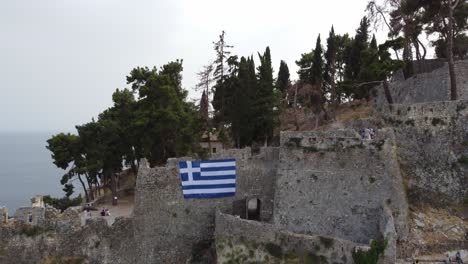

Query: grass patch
left=191, top=239, right=213, bottom=263
left=20, top=225, right=50, bottom=237
left=352, top=240, right=387, bottom=264
left=265, top=243, right=283, bottom=258
left=319, top=236, right=334, bottom=249
left=462, top=140, right=468, bottom=147
left=303, top=146, right=319, bottom=153
left=305, top=252, right=329, bottom=264
left=459, top=155, right=468, bottom=165
left=41, top=256, right=85, bottom=264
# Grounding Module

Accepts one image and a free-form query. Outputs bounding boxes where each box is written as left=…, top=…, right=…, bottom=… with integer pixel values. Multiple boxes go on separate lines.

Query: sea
left=0, top=132, right=70, bottom=214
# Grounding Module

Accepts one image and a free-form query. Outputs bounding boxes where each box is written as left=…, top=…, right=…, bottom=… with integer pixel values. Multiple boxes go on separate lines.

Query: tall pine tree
left=276, top=60, right=290, bottom=96
left=310, top=35, right=324, bottom=86
left=345, top=17, right=370, bottom=82
left=324, top=26, right=338, bottom=106
left=254, top=47, right=275, bottom=145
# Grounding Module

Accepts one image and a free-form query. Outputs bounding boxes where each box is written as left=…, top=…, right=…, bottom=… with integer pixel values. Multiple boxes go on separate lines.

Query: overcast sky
left=1, top=0, right=395, bottom=133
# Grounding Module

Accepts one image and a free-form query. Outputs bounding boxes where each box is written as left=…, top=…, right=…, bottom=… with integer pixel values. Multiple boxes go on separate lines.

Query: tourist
left=455, top=251, right=463, bottom=264
left=84, top=209, right=92, bottom=221
left=100, top=208, right=106, bottom=217
left=369, top=128, right=376, bottom=139
left=364, top=128, right=371, bottom=140
left=28, top=212, right=33, bottom=223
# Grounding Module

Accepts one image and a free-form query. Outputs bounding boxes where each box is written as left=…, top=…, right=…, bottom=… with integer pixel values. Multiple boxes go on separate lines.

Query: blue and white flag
left=178, top=159, right=236, bottom=199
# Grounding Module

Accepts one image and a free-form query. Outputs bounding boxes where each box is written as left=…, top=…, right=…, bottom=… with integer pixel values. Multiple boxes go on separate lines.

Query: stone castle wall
left=273, top=130, right=409, bottom=244
left=215, top=211, right=358, bottom=264
left=0, top=217, right=135, bottom=264
left=380, top=100, right=468, bottom=206
left=376, top=60, right=468, bottom=106
left=133, top=148, right=279, bottom=263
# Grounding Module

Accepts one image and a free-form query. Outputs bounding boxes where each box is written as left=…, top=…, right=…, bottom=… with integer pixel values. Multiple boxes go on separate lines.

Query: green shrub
left=458, top=155, right=468, bottom=165
left=43, top=195, right=82, bottom=212
left=20, top=225, right=49, bottom=237
left=352, top=240, right=387, bottom=264
left=191, top=239, right=213, bottom=263
left=305, top=252, right=328, bottom=264
left=265, top=243, right=283, bottom=258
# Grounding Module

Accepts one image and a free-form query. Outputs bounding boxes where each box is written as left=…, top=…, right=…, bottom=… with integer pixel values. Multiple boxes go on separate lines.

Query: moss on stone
left=352, top=239, right=387, bottom=264
left=319, top=236, right=334, bottom=248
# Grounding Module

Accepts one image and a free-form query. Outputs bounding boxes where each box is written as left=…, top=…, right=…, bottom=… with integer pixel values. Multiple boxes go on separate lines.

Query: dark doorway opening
left=247, top=198, right=261, bottom=221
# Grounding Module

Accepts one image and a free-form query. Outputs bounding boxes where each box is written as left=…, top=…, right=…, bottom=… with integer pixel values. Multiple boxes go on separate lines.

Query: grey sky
left=1, top=0, right=394, bottom=132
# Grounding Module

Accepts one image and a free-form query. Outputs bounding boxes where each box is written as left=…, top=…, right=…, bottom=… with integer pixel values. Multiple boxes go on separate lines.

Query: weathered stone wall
left=380, top=100, right=468, bottom=206
left=376, top=60, right=468, bottom=106
left=0, top=217, right=135, bottom=264
left=14, top=207, right=45, bottom=226
left=273, top=130, right=409, bottom=244
left=215, top=211, right=357, bottom=264
left=133, top=148, right=279, bottom=263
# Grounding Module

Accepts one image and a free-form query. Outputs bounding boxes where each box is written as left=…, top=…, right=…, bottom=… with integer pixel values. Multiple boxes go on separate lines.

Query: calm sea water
left=0, top=132, right=66, bottom=214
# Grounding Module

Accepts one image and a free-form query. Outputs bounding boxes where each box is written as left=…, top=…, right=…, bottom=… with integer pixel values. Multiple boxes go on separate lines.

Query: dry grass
left=40, top=256, right=86, bottom=264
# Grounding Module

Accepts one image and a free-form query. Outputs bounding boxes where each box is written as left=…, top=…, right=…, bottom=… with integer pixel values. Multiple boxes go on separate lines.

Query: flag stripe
left=182, top=184, right=235, bottom=190
left=182, top=188, right=236, bottom=194
left=201, top=166, right=235, bottom=172
left=194, top=175, right=235, bottom=180
left=181, top=179, right=235, bottom=186
left=200, top=161, right=236, bottom=167
left=200, top=159, right=235, bottom=164
left=200, top=170, right=236, bottom=176
left=183, top=192, right=235, bottom=199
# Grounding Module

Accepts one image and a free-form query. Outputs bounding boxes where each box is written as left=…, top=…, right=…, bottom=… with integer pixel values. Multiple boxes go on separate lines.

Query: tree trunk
left=448, top=0, right=458, bottom=100
left=383, top=79, right=394, bottom=111
left=77, top=174, right=90, bottom=203
left=111, top=172, right=118, bottom=205
left=417, top=38, right=427, bottom=59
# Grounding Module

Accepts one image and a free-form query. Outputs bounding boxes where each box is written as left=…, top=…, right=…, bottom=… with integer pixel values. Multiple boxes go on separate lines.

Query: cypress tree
left=254, top=47, right=275, bottom=145
left=310, top=35, right=324, bottom=86
left=324, top=26, right=338, bottom=105
left=276, top=60, right=290, bottom=96
left=345, top=17, right=370, bottom=81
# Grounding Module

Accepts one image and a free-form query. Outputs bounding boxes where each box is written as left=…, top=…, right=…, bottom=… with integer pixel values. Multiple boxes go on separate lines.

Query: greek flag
left=179, top=159, right=236, bottom=199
